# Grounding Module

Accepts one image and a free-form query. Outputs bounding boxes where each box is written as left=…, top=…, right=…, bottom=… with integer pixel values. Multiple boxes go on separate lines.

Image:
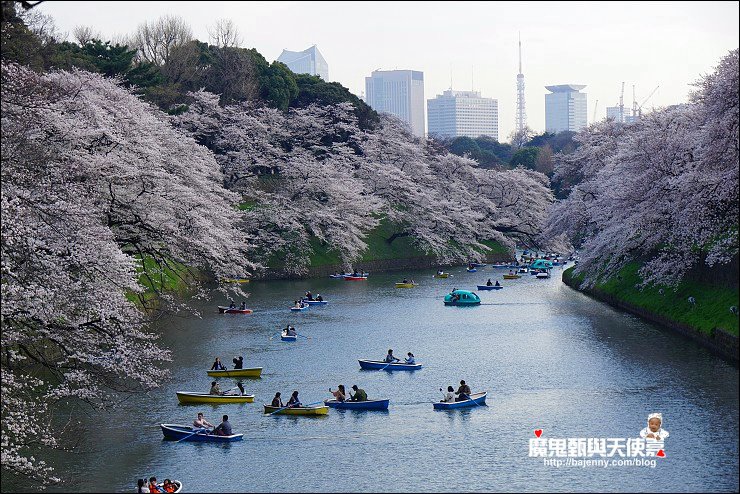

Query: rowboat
left=220, top=278, right=250, bottom=284
left=443, top=290, right=481, bottom=306
left=344, top=276, right=368, bottom=281
left=395, top=282, right=417, bottom=288
left=281, top=334, right=297, bottom=341
left=176, top=392, right=254, bottom=404
left=470, top=263, right=487, bottom=268
left=502, top=274, right=521, bottom=280
left=218, top=306, right=253, bottom=314
left=301, top=299, right=328, bottom=305
left=329, top=274, right=347, bottom=279
left=290, top=305, right=309, bottom=312
left=263, top=404, right=329, bottom=416
left=433, top=392, right=487, bottom=410
left=207, top=367, right=262, bottom=378
left=324, top=399, right=390, bottom=410
left=156, top=480, right=183, bottom=493
left=536, top=272, right=550, bottom=278
left=476, top=285, right=502, bottom=290
left=160, top=424, right=243, bottom=442
left=466, top=268, right=477, bottom=273
left=434, top=272, right=450, bottom=278
left=358, top=359, right=422, bottom=371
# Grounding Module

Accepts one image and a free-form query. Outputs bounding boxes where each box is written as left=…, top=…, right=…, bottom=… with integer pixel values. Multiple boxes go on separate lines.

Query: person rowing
left=454, top=380, right=472, bottom=402
left=315, top=293, right=323, bottom=301
left=305, top=291, right=314, bottom=301
left=271, top=392, right=284, bottom=407
left=348, top=385, right=367, bottom=402
left=282, top=325, right=296, bottom=337
left=384, top=349, right=400, bottom=364
left=193, top=412, right=214, bottom=430
left=495, top=280, right=501, bottom=287
left=287, top=390, right=302, bottom=408
left=209, top=381, right=222, bottom=395
left=486, top=278, right=493, bottom=286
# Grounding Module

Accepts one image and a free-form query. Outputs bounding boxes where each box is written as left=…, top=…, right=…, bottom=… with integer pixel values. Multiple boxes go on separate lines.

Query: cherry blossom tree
left=1, top=62, right=252, bottom=483
left=543, top=49, right=738, bottom=288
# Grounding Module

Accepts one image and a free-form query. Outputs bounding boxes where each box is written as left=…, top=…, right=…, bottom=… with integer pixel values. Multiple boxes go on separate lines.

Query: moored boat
left=443, top=290, right=481, bottom=306
left=176, top=392, right=255, bottom=404
left=160, top=423, right=243, bottom=442
left=433, top=392, right=487, bottom=410
left=502, top=274, right=521, bottom=280
left=263, top=404, right=329, bottom=416
left=358, top=359, right=423, bottom=371
left=218, top=306, right=253, bottom=314
left=207, top=367, right=262, bottom=378
left=324, top=399, right=390, bottom=410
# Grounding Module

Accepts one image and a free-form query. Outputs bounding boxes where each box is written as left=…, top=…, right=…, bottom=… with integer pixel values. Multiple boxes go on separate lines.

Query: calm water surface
left=27, top=267, right=740, bottom=492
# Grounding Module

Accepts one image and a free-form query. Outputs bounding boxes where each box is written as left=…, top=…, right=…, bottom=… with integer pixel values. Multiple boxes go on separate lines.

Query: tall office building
left=545, top=85, right=588, bottom=133
left=276, top=45, right=329, bottom=81
left=427, top=89, right=499, bottom=140
left=606, top=106, right=639, bottom=123
left=365, top=70, right=425, bottom=137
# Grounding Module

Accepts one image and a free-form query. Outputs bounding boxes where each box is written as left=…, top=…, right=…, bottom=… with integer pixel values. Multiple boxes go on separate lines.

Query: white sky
left=38, top=1, right=739, bottom=139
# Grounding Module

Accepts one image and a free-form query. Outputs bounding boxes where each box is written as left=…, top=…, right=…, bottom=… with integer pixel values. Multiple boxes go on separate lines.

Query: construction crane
left=632, top=85, right=638, bottom=118
left=637, top=86, right=659, bottom=117
left=619, top=82, right=625, bottom=123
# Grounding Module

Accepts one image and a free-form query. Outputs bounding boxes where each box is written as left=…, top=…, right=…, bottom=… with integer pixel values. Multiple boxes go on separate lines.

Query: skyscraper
left=276, top=45, right=329, bottom=81
left=427, top=90, right=499, bottom=140
left=365, top=70, right=425, bottom=138
left=545, top=85, right=588, bottom=133
left=515, top=33, right=527, bottom=134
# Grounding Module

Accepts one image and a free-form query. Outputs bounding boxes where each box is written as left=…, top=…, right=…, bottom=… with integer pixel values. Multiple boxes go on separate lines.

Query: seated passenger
left=209, top=381, right=222, bottom=395
left=210, top=357, right=226, bottom=371
left=213, top=414, right=232, bottom=436
left=287, top=391, right=302, bottom=408
left=330, top=384, right=346, bottom=402
left=405, top=352, right=415, bottom=364
left=271, top=392, right=283, bottom=407
left=233, top=356, right=244, bottom=369
left=316, top=294, right=323, bottom=301
left=441, top=386, right=455, bottom=403
left=495, top=280, right=501, bottom=287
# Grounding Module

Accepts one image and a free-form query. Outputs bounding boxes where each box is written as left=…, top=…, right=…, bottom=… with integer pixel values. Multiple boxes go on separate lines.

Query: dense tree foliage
left=544, top=49, right=739, bottom=288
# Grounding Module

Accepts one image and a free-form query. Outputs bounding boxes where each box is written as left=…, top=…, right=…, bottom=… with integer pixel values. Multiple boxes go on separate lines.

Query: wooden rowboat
left=324, top=399, right=389, bottom=410
left=433, top=392, right=487, bottom=410
left=160, top=424, right=242, bottom=442
left=206, top=367, right=262, bottom=378
left=358, top=359, right=422, bottom=371
left=176, top=392, right=254, bottom=404
left=218, top=306, right=253, bottom=314
left=263, top=404, right=329, bottom=416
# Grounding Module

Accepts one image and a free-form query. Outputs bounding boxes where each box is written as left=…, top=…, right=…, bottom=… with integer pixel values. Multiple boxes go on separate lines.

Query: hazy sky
left=37, top=1, right=739, bottom=138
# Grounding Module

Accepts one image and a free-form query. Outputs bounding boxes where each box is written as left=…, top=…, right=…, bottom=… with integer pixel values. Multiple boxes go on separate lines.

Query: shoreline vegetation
left=562, top=265, right=739, bottom=363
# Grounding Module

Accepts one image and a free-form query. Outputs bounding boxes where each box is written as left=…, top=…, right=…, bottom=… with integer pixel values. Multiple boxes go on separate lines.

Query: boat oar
left=177, top=427, right=209, bottom=442
left=462, top=393, right=484, bottom=407
left=267, top=400, right=324, bottom=416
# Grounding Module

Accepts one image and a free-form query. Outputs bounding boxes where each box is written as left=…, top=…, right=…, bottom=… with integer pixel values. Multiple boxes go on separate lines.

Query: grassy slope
left=564, top=263, right=739, bottom=336
left=126, top=255, right=193, bottom=307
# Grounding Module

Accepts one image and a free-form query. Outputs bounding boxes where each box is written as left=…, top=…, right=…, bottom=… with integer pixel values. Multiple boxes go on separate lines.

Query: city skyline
left=36, top=1, right=739, bottom=139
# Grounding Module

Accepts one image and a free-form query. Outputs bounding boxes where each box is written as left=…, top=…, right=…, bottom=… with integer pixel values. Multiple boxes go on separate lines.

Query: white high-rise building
left=545, top=85, right=588, bottom=133
left=607, top=106, right=639, bottom=123
left=427, top=90, right=499, bottom=140
left=365, top=69, right=425, bottom=138
left=277, top=45, right=329, bottom=81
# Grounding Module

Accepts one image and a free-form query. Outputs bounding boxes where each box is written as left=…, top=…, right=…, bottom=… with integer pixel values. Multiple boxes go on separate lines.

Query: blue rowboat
left=290, top=305, right=309, bottom=312
left=302, top=299, right=328, bottom=305
left=160, top=424, right=243, bottom=442
left=433, top=392, right=487, bottom=410
left=358, top=359, right=422, bottom=371
left=466, top=268, right=477, bottom=273
left=470, top=263, right=487, bottom=267
left=477, top=285, right=502, bottom=290
left=281, top=334, right=297, bottom=341
left=324, top=399, right=390, bottom=410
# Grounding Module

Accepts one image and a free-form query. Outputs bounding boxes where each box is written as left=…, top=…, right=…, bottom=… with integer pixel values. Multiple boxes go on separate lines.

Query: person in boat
left=402, top=278, right=409, bottom=284
left=271, top=392, right=284, bottom=407
left=137, top=478, right=150, bottom=493
left=213, top=414, right=232, bottom=436
left=210, top=357, right=226, bottom=371
left=162, top=480, right=177, bottom=493
left=287, top=391, right=302, bottom=408
left=148, top=477, right=164, bottom=494
left=440, top=386, right=455, bottom=403
left=509, top=270, right=514, bottom=275
left=486, top=278, right=493, bottom=286
left=494, top=280, right=501, bottom=287
left=209, top=381, right=222, bottom=395
left=384, top=349, right=400, bottom=363
left=239, top=301, right=247, bottom=310
left=287, top=326, right=296, bottom=336
left=228, top=299, right=236, bottom=309
left=454, top=380, right=472, bottom=402
left=193, top=412, right=215, bottom=430
left=348, top=385, right=367, bottom=402
left=316, top=293, right=323, bottom=302
left=236, top=381, right=245, bottom=396
left=437, top=269, right=444, bottom=275
left=232, top=356, right=244, bottom=369
left=352, top=270, right=359, bottom=276
left=329, top=384, right=346, bottom=402
left=305, top=291, right=313, bottom=301
left=293, top=300, right=304, bottom=309
left=405, top=352, right=415, bottom=364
